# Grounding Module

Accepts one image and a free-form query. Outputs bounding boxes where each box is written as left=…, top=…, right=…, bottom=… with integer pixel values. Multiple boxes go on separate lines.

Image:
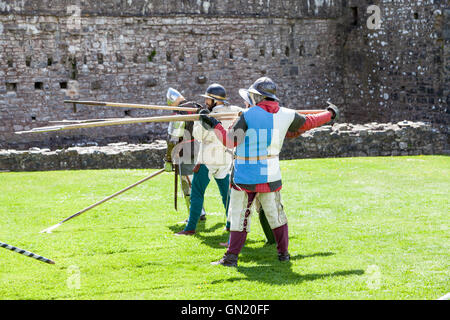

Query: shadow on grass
left=208, top=246, right=359, bottom=286
left=168, top=222, right=261, bottom=249
left=232, top=244, right=335, bottom=265
left=210, top=266, right=364, bottom=286
left=167, top=222, right=337, bottom=260
left=167, top=220, right=223, bottom=234
left=167, top=221, right=342, bottom=286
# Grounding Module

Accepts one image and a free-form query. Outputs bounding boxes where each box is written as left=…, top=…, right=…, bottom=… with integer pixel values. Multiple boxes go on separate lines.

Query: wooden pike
left=49, top=109, right=325, bottom=125
left=15, top=112, right=240, bottom=134
left=48, top=118, right=140, bottom=124
left=16, top=107, right=331, bottom=135
left=64, top=100, right=200, bottom=112
left=48, top=107, right=326, bottom=125
left=66, top=99, right=328, bottom=114
left=39, top=169, right=165, bottom=234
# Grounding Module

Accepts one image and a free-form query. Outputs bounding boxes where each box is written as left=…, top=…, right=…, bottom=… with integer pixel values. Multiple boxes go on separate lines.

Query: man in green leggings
left=175, top=84, right=241, bottom=236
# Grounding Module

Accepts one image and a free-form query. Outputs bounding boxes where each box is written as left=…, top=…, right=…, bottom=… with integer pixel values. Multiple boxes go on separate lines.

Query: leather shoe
left=174, top=230, right=196, bottom=236
left=278, top=252, right=290, bottom=262
left=211, top=253, right=238, bottom=267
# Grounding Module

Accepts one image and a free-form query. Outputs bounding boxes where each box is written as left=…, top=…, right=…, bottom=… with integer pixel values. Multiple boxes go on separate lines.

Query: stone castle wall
left=0, top=0, right=448, bottom=150
left=1, top=121, right=446, bottom=172
left=341, top=0, right=448, bottom=127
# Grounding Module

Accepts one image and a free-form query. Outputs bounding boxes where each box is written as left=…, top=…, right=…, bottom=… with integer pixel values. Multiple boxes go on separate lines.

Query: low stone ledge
left=0, top=121, right=447, bottom=172
left=281, top=121, right=448, bottom=159
left=0, top=141, right=167, bottom=172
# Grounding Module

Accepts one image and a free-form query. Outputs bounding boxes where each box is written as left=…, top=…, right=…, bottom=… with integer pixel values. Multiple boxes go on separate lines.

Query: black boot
left=278, top=252, right=290, bottom=262
left=211, top=253, right=238, bottom=267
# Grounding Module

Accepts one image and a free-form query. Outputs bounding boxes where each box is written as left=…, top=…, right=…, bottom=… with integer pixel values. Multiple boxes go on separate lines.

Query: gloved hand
left=199, top=109, right=220, bottom=130
left=196, top=105, right=207, bottom=114
left=164, top=161, right=173, bottom=172
left=326, top=102, right=340, bottom=121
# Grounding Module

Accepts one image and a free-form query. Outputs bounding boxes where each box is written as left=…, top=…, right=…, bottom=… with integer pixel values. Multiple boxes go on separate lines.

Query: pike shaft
left=16, top=112, right=239, bottom=134
left=40, top=169, right=165, bottom=233
left=0, top=241, right=55, bottom=264
left=17, top=109, right=330, bottom=135
left=64, top=100, right=199, bottom=112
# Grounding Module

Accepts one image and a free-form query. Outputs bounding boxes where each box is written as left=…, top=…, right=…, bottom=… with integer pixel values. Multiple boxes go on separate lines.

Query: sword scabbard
left=174, top=164, right=178, bottom=211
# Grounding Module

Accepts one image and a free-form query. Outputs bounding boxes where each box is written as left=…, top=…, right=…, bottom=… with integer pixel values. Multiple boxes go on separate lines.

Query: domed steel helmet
left=166, top=87, right=183, bottom=106
left=247, top=77, right=279, bottom=102
left=200, top=83, right=228, bottom=103
left=238, top=88, right=253, bottom=106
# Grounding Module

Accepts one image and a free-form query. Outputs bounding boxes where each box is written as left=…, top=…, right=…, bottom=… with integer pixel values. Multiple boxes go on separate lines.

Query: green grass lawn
left=0, top=156, right=448, bottom=300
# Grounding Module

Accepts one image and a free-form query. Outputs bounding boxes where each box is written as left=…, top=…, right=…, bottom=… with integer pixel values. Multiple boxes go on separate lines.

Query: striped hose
left=0, top=241, right=55, bottom=264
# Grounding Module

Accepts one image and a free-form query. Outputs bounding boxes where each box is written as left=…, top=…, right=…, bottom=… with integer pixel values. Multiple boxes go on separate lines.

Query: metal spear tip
left=15, top=130, right=36, bottom=134
left=39, top=223, right=61, bottom=234
left=326, top=101, right=337, bottom=107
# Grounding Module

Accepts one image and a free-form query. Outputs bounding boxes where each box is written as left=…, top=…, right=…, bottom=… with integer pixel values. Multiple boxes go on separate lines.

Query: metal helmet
left=247, top=77, right=279, bottom=102
left=200, top=83, right=228, bottom=103
left=166, top=87, right=183, bottom=106
left=238, top=88, right=253, bottom=106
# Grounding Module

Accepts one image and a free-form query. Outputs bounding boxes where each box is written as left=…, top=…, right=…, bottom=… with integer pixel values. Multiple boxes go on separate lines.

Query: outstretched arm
left=287, top=104, right=339, bottom=138
left=199, top=110, right=247, bottom=148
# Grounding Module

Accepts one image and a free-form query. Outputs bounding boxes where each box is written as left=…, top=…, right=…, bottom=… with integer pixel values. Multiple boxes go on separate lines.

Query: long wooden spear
left=39, top=168, right=165, bottom=234
left=15, top=112, right=240, bottom=134
left=65, top=100, right=328, bottom=114
left=16, top=107, right=330, bottom=134
left=48, top=118, right=141, bottom=124
left=64, top=100, right=200, bottom=112
left=48, top=106, right=328, bottom=126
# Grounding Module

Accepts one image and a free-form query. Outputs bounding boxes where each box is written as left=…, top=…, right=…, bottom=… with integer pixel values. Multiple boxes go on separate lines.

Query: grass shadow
left=211, top=264, right=364, bottom=286
left=293, top=252, right=335, bottom=260
left=195, top=227, right=261, bottom=250
left=197, top=222, right=224, bottom=234
left=237, top=241, right=335, bottom=265
left=209, top=246, right=356, bottom=286
left=166, top=221, right=229, bottom=249
left=167, top=221, right=223, bottom=234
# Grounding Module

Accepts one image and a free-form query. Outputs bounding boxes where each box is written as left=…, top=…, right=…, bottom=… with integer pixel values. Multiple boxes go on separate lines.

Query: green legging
left=258, top=208, right=276, bottom=244
left=185, top=164, right=230, bottom=231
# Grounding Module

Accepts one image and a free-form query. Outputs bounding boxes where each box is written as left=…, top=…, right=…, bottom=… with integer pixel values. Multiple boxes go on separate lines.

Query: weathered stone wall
left=1, top=121, right=447, bottom=172
left=0, top=0, right=344, bottom=149
left=339, top=0, right=449, bottom=129
left=0, top=1, right=448, bottom=150
left=0, top=0, right=342, bottom=18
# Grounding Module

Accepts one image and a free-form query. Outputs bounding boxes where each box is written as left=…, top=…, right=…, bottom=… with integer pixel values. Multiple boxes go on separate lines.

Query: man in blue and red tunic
left=199, top=77, right=339, bottom=267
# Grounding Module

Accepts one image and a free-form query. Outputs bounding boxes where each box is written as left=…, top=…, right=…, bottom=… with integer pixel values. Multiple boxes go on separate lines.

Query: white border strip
left=437, top=293, right=450, bottom=300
